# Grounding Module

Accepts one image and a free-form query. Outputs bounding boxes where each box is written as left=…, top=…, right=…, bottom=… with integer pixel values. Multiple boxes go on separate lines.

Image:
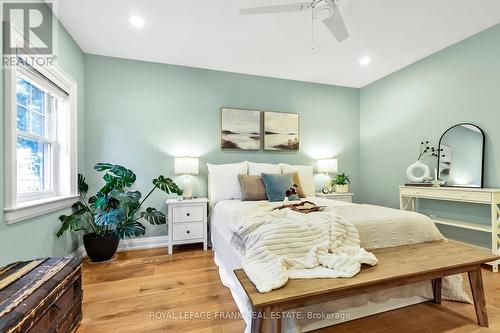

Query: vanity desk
left=400, top=186, right=500, bottom=272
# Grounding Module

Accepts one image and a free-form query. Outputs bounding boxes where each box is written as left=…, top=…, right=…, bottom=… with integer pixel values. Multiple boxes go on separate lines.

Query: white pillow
left=207, top=161, right=248, bottom=203
left=280, top=163, right=315, bottom=197
left=248, top=162, right=281, bottom=176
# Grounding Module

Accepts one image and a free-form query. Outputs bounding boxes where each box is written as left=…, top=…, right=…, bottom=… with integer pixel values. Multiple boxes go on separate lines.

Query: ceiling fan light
left=359, top=56, right=371, bottom=66
left=129, top=15, right=145, bottom=28
left=314, top=6, right=333, bottom=20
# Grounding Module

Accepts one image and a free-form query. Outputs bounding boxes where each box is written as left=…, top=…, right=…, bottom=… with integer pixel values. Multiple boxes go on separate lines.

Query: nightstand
left=166, top=198, right=209, bottom=255
left=316, top=192, right=353, bottom=203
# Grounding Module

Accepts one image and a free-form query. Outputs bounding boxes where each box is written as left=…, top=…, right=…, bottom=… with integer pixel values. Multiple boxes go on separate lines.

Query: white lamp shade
left=175, top=157, right=199, bottom=175
left=317, top=158, right=338, bottom=173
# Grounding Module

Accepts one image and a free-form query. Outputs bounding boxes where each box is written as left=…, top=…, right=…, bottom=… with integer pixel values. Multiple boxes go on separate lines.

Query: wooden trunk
left=0, top=257, right=82, bottom=333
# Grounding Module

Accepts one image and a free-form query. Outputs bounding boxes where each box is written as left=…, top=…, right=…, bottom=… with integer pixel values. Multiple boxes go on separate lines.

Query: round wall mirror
left=438, top=123, right=485, bottom=188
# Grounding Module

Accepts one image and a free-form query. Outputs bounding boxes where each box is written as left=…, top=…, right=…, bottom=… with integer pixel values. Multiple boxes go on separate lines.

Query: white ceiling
left=55, top=0, right=500, bottom=88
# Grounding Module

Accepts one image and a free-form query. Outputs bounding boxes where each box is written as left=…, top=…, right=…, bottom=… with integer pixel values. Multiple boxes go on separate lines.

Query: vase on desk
left=406, top=160, right=431, bottom=183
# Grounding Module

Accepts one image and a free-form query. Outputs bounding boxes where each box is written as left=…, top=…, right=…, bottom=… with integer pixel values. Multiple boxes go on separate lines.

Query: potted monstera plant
left=56, top=163, right=182, bottom=262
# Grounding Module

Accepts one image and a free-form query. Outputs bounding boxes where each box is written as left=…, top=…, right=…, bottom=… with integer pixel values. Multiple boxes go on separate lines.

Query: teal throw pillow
left=261, top=173, right=296, bottom=202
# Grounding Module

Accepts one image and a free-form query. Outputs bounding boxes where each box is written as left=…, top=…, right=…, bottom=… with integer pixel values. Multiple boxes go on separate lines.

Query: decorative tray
left=273, top=201, right=325, bottom=214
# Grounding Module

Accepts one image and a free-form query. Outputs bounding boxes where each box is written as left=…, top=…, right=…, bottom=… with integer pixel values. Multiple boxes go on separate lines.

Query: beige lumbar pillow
left=238, top=175, right=268, bottom=201
left=291, top=172, right=306, bottom=198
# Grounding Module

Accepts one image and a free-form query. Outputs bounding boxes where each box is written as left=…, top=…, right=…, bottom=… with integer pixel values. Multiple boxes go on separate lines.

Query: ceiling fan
left=240, top=0, right=349, bottom=44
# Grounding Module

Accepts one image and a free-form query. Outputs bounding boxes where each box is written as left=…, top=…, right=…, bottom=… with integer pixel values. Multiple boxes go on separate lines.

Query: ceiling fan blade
left=322, top=4, right=349, bottom=42
left=240, top=3, right=310, bottom=15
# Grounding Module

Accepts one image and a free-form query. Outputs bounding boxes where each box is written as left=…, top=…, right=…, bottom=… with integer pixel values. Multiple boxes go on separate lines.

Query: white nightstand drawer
left=173, top=222, right=204, bottom=241
left=172, top=205, right=204, bottom=223
left=332, top=196, right=351, bottom=203
left=316, top=193, right=353, bottom=203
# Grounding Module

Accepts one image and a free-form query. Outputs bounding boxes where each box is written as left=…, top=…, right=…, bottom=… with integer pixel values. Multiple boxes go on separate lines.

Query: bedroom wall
left=0, top=17, right=86, bottom=266
left=84, top=54, right=360, bottom=237
left=359, top=23, right=500, bottom=249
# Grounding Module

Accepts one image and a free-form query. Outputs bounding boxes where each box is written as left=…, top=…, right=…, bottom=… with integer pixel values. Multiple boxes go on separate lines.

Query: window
left=16, top=76, right=56, bottom=199
left=4, top=57, right=78, bottom=224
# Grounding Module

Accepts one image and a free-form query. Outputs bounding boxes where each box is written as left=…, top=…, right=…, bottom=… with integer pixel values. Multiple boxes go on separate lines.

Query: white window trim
left=3, top=195, right=79, bottom=225
left=4, top=24, right=78, bottom=224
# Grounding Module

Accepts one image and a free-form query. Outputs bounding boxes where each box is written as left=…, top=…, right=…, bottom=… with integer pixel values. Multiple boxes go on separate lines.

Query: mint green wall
left=0, top=20, right=85, bottom=266
left=359, top=24, right=500, bottom=248
left=84, top=54, right=360, bottom=237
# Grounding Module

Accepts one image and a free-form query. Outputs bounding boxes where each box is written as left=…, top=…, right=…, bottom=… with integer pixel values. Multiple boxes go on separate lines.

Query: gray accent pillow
left=238, top=175, right=268, bottom=201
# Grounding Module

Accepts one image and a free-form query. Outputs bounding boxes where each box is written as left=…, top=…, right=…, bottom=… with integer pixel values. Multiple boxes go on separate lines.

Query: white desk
left=400, top=186, right=500, bottom=272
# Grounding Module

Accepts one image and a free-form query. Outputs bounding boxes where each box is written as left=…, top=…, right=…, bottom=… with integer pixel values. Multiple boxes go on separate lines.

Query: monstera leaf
left=95, top=208, right=125, bottom=227
left=140, top=207, right=166, bottom=225
left=89, top=193, right=116, bottom=211
left=95, top=163, right=137, bottom=193
left=78, top=174, right=89, bottom=193
left=117, top=220, right=146, bottom=238
left=110, top=190, right=141, bottom=203
left=153, top=175, right=182, bottom=195
left=56, top=202, right=90, bottom=237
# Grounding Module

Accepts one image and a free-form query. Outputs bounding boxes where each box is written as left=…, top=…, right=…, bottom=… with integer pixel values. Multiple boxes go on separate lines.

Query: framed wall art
left=220, top=108, right=261, bottom=150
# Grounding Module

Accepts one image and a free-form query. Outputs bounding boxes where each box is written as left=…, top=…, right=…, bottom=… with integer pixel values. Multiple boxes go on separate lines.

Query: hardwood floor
left=77, top=246, right=500, bottom=333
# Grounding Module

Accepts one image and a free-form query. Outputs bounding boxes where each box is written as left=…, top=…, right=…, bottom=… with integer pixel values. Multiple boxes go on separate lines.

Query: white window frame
left=4, top=25, right=78, bottom=224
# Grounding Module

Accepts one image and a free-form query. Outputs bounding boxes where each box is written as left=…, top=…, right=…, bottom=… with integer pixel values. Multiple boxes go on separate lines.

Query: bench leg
left=468, top=268, right=489, bottom=327
left=254, top=307, right=274, bottom=333
left=432, top=278, right=442, bottom=304
left=271, top=306, right=282, bottom=333
left=251, top=308, right=262, bottom=333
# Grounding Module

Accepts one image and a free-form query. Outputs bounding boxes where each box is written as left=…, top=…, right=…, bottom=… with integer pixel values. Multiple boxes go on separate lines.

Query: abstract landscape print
left=221, top=108, right=261, bottom=150
left=264, top=111, right=299, bottom=151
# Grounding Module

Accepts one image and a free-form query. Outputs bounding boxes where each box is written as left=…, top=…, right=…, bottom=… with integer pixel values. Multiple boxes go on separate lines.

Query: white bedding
left=231, top=203, right=378, bottom=292
left=210, top=198, right=471, bottom=332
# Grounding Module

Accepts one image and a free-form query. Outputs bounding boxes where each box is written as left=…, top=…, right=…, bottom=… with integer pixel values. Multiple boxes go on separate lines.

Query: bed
left=210, top=197, right=470, bottom=333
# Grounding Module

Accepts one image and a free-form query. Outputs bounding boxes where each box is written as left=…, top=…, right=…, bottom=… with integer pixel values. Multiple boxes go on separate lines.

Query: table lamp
left=317, top=158, right=338, bottom=193
left=175, top=157, right=199, bottom=199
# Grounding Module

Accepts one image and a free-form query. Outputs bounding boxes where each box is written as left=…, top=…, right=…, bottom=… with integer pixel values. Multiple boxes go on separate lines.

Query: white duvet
left=231, top=204, right=378, bottom=292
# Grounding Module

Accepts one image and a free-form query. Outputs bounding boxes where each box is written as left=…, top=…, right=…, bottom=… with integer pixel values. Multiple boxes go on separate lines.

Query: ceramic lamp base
left=182, top=175, right=193, bottom=199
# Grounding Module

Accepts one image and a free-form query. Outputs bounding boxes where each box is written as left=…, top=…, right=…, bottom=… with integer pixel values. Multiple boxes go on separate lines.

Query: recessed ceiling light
left=359, top=56, right=371, bottom=66
left=129, top=15, right=145, bottom=28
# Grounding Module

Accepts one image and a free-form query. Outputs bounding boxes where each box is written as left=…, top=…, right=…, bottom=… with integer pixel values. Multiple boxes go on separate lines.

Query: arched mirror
left=438, top=123, right=485, bottom=188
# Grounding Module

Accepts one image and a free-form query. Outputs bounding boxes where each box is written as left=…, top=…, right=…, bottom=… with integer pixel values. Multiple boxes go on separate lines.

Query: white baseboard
left=118, top=235, right=169, bottom=251
left=70, top=235, right=169, bottom=260
left=71, top=244, right=87, bottom=261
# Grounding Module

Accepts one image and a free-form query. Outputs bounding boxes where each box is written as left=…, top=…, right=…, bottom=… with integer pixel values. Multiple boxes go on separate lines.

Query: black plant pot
left=83, top=232, right=120, bottom=262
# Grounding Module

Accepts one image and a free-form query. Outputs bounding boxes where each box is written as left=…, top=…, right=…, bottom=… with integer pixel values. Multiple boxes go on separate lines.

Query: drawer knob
left=186, top=213, right=190, bottom=216
left=186, top=230, right=190, bottom=234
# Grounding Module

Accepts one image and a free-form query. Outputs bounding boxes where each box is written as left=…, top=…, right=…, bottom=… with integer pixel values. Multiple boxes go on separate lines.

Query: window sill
left=4, top=195, right=79, bottom=224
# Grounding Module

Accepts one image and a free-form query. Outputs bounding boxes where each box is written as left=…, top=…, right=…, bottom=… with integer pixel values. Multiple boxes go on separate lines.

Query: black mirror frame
left=437, top=123, right=485, bottom=188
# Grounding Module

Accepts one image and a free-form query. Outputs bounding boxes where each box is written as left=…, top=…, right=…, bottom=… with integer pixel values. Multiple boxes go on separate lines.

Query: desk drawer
left=172, top=205, right=204, bottom=223
left=401, top=187, right=491, bottom=203
left=173, top=222, right=204, bottom=241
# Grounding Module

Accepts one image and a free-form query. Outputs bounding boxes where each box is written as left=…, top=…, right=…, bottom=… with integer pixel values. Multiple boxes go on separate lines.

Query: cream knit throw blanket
left=231, top=205, right=378, bottom=293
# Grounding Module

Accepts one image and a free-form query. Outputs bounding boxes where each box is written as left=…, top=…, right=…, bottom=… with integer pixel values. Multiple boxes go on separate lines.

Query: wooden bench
left=234, top=241, right=500, bottom=333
